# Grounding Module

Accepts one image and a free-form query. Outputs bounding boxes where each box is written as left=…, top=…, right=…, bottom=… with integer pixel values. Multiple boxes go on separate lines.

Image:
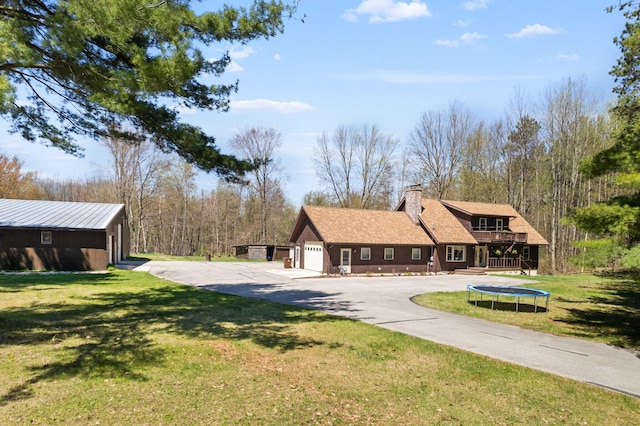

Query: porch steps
left=454, top=267, right=487, bottom=275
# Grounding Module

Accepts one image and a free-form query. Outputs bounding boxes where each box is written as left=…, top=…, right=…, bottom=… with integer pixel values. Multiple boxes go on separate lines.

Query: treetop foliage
left=584, top=2, right=640, bottom=184
left=567, top=2, right=640, bottom=268
left=0, top=0, right=298, bottom=182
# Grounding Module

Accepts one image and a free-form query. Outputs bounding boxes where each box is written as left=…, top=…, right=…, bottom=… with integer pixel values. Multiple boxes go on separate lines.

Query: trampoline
left=467, top=285, right=550, bottom=313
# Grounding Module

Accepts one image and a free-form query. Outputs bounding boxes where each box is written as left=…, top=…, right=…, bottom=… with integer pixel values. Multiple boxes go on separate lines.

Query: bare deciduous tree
left=103, top=135, right=169, bottom=253
left=407, top=100, right=474, bottom=199
left=229, top=126, right=284, bottom=243
left=313, top=123, right=398, bottom=209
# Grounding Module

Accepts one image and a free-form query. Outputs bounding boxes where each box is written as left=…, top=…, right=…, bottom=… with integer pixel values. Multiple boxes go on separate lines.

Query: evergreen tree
left=0, top=1, right=298, bottom=182
left=570, top=2, right=640, bottom=265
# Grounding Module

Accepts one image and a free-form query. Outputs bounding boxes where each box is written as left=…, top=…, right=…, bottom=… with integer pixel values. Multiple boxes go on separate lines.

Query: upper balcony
left=471, top=229, right=528, bottom=244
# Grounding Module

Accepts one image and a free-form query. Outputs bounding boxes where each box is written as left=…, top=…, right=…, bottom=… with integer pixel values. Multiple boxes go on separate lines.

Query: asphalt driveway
left=134, top=260, right=640, bottom=398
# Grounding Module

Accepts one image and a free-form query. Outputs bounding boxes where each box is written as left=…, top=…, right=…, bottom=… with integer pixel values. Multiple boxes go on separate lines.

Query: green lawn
left=413, top=272, right=640, bottom=351
left=1, top=270, right=638, bottom=425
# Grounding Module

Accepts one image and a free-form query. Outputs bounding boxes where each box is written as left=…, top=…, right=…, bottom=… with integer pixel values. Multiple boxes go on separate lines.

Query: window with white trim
left=361, top=247, right=371, bottom=260
left=412, top=248, right=421, bottom=260
left=384, top=247, right=394, bottom=260
left=41, top=231, right=52, bottom=245
left=446, top=245, right=465, bottom=262
left=496, top=218, right=504, bottom=231
left=479, top=217, right=487, bottom=230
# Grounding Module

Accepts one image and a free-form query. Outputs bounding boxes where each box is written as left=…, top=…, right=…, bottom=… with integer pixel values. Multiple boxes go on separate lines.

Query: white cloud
left=216, top=46, right=255, bottom=73
left=171, top=104, right=197, bottom=115
left=557, top=53, right=579, bottom=61
left=462, top=0, right=492, bottom=11
left=454, top=19, right=469, bottom=27
left=460, top=32, right=487, bottom=44
left=229, top=46, right=255, bottom=60
left=434, top=31, right=487, bottom=47
left=434, top=39, right=459, bottom=47
left=273, top=53, right=282, bottom=61
left=226, top=61, right=244, bottom=72
left=230, top=99, right=315, bottom=113
left=505, top=24, right=559, bottom=38
left=342, top=0, right=431, bottom=23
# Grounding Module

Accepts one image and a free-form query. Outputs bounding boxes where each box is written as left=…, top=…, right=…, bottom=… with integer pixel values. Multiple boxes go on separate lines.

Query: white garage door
left=304, top=242, right=324, bottom=273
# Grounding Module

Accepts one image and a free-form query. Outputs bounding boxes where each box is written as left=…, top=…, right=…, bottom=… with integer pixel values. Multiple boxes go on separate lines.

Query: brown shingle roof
left=440, top=200, right=518, bottom=217
left=301, top=205, right=434, bottom=245
left=509, top=214, right=549, bottom=245
left=439, top=199, right=548, bottom=245
left=420, top=199, right=477, bottom=244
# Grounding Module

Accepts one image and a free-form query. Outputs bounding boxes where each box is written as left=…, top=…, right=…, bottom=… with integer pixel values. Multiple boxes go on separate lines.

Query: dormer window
left=496, top=218, right=504, bottom=231
left=479, top=217, right=487, bottom=230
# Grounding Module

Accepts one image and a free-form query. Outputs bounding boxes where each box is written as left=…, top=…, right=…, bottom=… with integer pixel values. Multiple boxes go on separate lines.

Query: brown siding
left=0, top=229, right=109, bottom=271
left=433, top=244, right=474, bottom=272
left=449, top=209, right=472, bottom=233
left=0, top=247, right=108, bottom=271
left=291, top=218, right=324, bottom=270
left=327, top=244, right=433, bottom=274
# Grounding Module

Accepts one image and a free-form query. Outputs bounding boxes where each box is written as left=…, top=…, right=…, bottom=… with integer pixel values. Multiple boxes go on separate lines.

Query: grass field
left=1, top=270, right=639, bottom=425
left=413, top=272, right=640, bottom=351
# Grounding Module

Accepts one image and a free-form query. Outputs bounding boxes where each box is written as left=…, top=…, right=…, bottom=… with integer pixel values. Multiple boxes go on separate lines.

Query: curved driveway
left=135, top=260, right=640, bottom=398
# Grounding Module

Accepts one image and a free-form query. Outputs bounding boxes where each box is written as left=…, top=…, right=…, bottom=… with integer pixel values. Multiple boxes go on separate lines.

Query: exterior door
left=294, top=246, right=301, bottom=269
left=475, top=245, right=488, bottom=267
left=340, top=248, right=351, bottom=274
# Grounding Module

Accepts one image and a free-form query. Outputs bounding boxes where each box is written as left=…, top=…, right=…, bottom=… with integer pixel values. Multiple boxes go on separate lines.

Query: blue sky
left=0, top=1, right=626, bottom=206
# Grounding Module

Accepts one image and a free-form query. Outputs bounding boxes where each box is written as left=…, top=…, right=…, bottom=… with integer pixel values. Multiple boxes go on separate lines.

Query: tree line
left=1, top=1, right=637, bottom=273
left=0, top=74, right=627, bottom=272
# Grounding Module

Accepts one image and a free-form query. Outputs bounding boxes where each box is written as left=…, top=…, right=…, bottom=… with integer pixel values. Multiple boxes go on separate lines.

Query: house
left=0, top=199, right=129, bottom=271
left=289, top=187, right=548, bottom=275
left=288, top=205, right=434, bottom=275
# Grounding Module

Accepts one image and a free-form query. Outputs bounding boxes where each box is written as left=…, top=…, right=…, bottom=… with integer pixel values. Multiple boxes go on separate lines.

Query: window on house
left=479, top=217, right=487, bottom=230
left=41, top=231, right=52, bottom=245
left=412, top=248, right=421, bottom=260
left=446, top=245, right=465, bottom=262
left=361, top=247, right=371, bottom=260
left=496, top=218, right=504, bottom=231
left=523, top=246, right=530, bottom=260
left=384, top=248, right=394, bottom=260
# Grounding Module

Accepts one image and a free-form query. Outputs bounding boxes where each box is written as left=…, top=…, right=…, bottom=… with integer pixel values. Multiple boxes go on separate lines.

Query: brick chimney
left=404, top=185, right=423, bottom=225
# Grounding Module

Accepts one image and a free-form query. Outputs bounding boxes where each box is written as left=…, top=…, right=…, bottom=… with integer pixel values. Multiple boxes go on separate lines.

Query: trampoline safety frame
left=467, top=285, right=550, bottom=313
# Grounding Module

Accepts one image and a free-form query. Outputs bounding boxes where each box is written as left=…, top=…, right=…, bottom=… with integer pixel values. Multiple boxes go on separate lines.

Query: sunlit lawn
left=1, top=270, right=638, bottom=425
left=413, top=272, right=640, bottom=351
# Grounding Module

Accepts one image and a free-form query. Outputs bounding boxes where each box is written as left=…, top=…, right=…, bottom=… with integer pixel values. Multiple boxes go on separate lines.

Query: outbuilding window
left=412, top=248, right=421, bottom=260
left=41, top=231, right=52, bottom=245
left=384, top=248, right=394, bottom=260
left=446, top=245, right=465, bottom=262
left=361, top=247, right=371, bottom=260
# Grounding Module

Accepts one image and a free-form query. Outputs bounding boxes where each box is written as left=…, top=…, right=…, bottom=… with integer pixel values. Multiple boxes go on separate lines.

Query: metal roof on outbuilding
left=0, top=199, right=125, bottom=230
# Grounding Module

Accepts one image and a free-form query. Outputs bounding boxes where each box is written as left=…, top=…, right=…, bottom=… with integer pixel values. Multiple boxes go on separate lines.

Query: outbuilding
left=0, top=199, right=129, bottom=271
